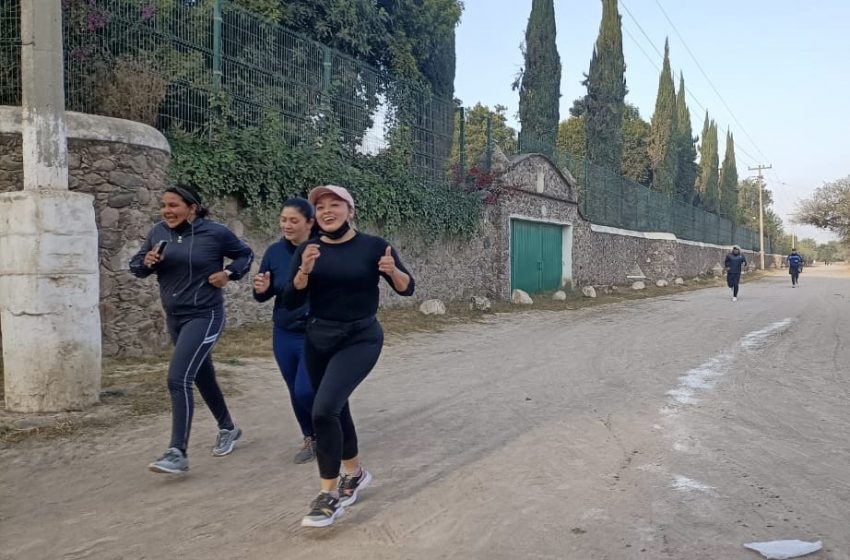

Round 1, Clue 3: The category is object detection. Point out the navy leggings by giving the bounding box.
[727,273,741,297]
[272,326,315,438]
[305,320,383,479]
[165,308,234,453]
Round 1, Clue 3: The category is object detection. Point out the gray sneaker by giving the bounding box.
[294,436,317,464]
[149,447,188,474]
[212,426,242,456]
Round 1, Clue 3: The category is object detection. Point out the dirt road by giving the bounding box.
[2,266,849,559]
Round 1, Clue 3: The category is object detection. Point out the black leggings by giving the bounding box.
[165,308,234,453]
[791,269,800,285]
[305,320,383,479]
[727,273,741,297]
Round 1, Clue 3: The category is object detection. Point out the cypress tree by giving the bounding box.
[648,39,678,195]
[718,129,739,218]
[514,0,561,154]
[699,116,720,212]
[583,0,626,171]
[675,73,698,202]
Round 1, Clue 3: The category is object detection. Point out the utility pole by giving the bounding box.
[748,164,772,269]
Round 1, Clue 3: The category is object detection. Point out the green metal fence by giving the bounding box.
[0,1,767,250]
[518,133,768,252]
[0,0,455,182]
[0,1,20,106]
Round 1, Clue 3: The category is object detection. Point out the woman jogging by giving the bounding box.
[283,185,415,528]
[130,186,253,474]
[253,198,317,464]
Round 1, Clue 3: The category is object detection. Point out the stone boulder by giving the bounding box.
[511,289,534,305]
[674,277,685,286]
[552,290,568,301]
[581,286,597,298]
[632,281,646,291]
[419,299,446,315]
[656,279,669,288]
[469,295,492,311]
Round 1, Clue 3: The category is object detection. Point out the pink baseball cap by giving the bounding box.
[308,185,355,212]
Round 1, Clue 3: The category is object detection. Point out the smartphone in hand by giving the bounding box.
[155,240,168,256]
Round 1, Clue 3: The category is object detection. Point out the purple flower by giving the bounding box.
[85,9,108,31]
[141,4,156,21]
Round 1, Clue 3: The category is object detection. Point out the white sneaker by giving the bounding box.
[732,296,737,302]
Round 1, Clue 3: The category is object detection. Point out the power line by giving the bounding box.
[620,0,764,170]
[652,0,773,164]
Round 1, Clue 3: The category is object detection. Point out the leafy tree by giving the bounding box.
[514,0,561,154]
[718,129,739,218]
[674,73,698,202]
[557,116,587,160]
[796,176,850,242]
[583,0,626,171]
[737,178,786,250]
[698,114,720,211]
[453,103,518,169]
[648,39,677,195]
[816,240,847,263]
[621,104,652,186]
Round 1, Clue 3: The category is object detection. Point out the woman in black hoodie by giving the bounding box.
[130,186,253,474]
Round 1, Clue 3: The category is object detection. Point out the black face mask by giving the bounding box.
[320,220,351,240]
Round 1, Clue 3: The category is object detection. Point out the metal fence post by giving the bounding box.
[484,113,492,173]
[322,45,332,100]
[213,0,222,90]
[458,106,466,178]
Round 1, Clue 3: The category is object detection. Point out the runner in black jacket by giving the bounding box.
[130,186,253,474]
[724,246,748,301]
[283,185,415,528]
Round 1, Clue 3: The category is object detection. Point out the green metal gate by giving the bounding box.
[510,220,564,294]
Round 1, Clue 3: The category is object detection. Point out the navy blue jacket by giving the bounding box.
[787,254,804,271]
[253,239,309,332]
[129,218,254,317]
[724,253,748,274]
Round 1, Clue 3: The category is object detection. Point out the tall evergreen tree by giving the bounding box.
[583,0,626,171]
[648,39,678,195]
[719,129,739,218]
[674,73,698,202]
[514,0,561,154]
[622,104,652,186]
[699,115,720,212]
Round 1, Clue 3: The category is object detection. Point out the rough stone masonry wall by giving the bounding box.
[588,226,783,286]
[0,133,172,357]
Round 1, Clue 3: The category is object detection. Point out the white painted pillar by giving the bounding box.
[0,0,101,411]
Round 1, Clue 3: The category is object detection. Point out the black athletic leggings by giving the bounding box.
[304,318,383,479]
[791,269,800,285]
[165,307,234,453]
[727,272,741,297]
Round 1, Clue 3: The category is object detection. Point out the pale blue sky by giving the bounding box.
[454,0,850,243]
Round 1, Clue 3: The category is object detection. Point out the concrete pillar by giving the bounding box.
[21,1,68,191]
[0,0,101,411]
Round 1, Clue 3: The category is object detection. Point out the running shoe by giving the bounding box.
[294,436,317,464]
[149,447,188,474]
[301,493,344,528]
[338,467,373,507]
[212,426,242,456]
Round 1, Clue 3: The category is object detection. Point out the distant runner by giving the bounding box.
[787,248,804,288]
[724,246,748,302]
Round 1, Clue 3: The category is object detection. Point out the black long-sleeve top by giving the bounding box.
[282,232,415,321]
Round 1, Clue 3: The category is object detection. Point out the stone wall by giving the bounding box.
[0,108,788,361]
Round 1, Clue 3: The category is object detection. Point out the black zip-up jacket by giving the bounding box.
[253,238,309,332]
[130,218,254,317]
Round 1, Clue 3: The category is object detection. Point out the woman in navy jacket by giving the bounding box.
[252,198,317,464]
[130,186,253,474]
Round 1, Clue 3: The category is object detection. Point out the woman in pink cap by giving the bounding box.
[283,185,415,528]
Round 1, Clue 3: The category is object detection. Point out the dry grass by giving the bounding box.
[0,271,765,445]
